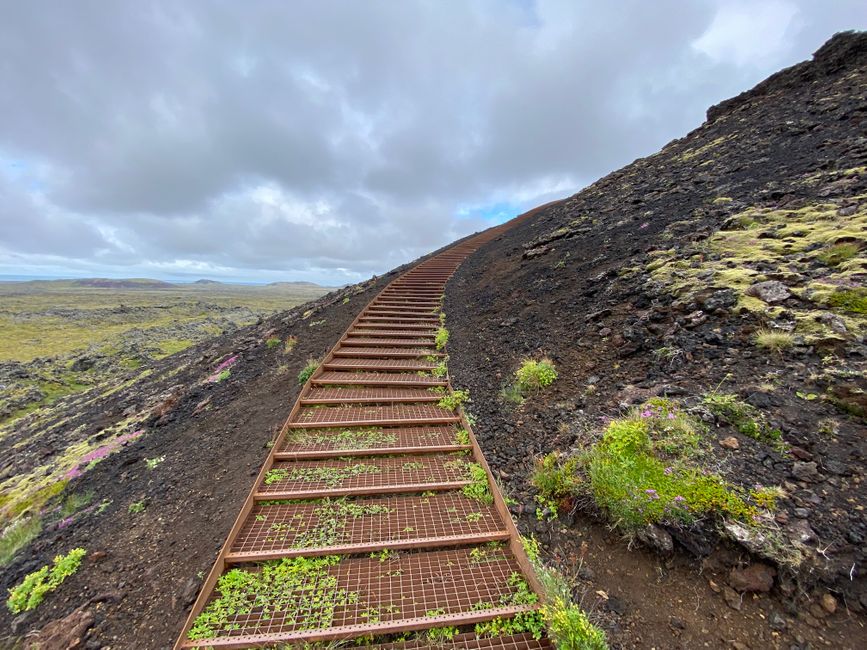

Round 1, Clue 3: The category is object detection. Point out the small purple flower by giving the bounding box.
[639,222,649,229]
[645,489,659,500]
[641,409,653,418]
[663,466,673,475]
[674,495,686,504]
[667,412,676,420]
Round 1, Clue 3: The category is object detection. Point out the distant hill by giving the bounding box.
[192,279,224,285]
[266,281,335,289]
[72,278,177,289]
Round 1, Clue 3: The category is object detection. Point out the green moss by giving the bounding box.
[6,548,86,614]
[287,428,397,449]
[818,242,860,267]
[828,288,867,314]
[155,338,193,358]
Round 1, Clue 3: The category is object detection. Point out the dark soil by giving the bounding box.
[446,31,867,650]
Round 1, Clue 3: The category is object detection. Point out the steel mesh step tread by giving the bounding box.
[302,387,442,404]
[312,372,447,387]
[334,348,440,358]
[255,454,473,499]
[228,492,507,560]
[277,425,465,458]
[342,338,438,347]
[348,329,437,338]
[182,547,535,647]
[324,359,438,371]
[368,633,552,650]
[291,404,459,427]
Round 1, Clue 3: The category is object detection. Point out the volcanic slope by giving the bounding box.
[446,31,867,650]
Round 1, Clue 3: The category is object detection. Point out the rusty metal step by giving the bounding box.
[291,404,459,428]
[181,547,537,648]
[334,347,440,359]
[301,387,441,405]
[255,454,473,499]
[324,358,438,372]
[312,372,447,388]
[353,322,438,331]
[349,329,437,338]
[226,493,507,562]
[276,425,468,459]
[366,308,439,316]
[369,633,553,650]
[342,338,436,347]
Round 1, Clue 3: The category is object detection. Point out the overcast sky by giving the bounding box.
[1,1,864,285]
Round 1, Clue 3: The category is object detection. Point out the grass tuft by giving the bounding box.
[531,453,581,515]
[0,517,42,567]
[298,359,319,385]
[515,358,558,393]
[753,328,794,352]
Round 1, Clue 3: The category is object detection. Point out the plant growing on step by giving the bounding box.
[753,328,794,353]
[437,389,469,411]
[432,357,449,378]
[461,462,493,504]
[454,429,471,446]
[287,427,397,449]
[187,555,360,640]
[298,359,319,385]
[531,452,581,516]
[7,548,86,614]
[435,327,449,350]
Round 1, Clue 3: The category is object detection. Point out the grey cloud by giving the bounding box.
[0,1,865,283]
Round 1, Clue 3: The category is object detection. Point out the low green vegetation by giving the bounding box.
[753,328,794,352]
[432,357,449,378]
[298,359,320,385]
[818,242,860,267]
[188,556,359,640]
[283,335,298,353]
[435,327,449,350]
[586,398,757,530]
[531,452,582,516]
[266,337,282,349]
[454,429,471,446]
[145,455,165,469]
[702,393,784,448]
[6,548,86,614]
[266,463,381,488]
[828,287,867,314]
[459,461,493,504]
[128,500,146,514]
[0,516,42,567]
[437,389,469,411]
[515,358,558,392]
[287,427,397,449]
[649,201,866,342]
[475,573,545,640]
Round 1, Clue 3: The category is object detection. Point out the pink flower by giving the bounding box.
[641,409,653,418]
[639,222,649,229]
[645,489,659,500]
[663,466,673,475]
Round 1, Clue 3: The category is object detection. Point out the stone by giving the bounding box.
[817,311,847,333]
[728,563,776,593]
[723,585,742,610]
[746,280,791,304]
[637,524,674,553]
[23,604,95,650]
[719,436,740,450]
[821,593,838,614]
[702,289,738,311]
[769,612,787,631]
[792,461,820,482]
